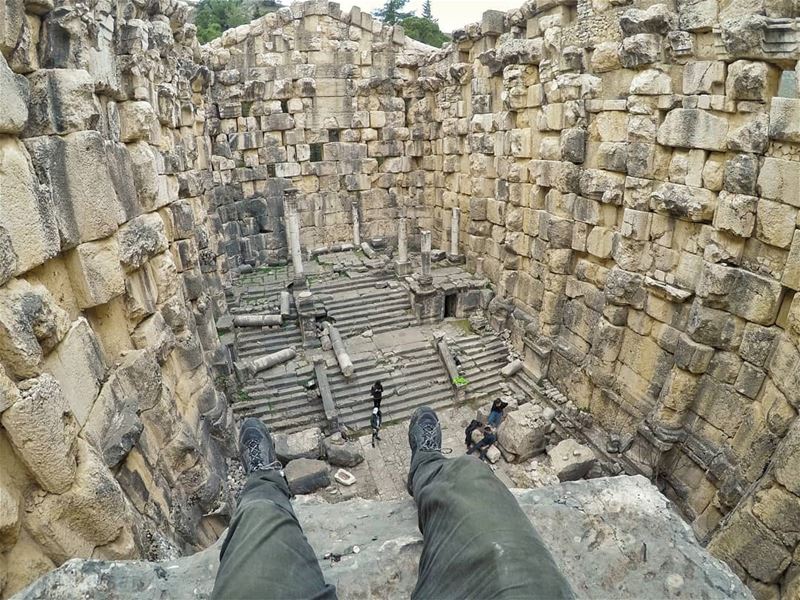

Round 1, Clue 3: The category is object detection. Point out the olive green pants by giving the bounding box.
[212,454,574,600]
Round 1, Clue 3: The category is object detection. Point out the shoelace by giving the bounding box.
[419,422,441,451]
[247,439,282,472]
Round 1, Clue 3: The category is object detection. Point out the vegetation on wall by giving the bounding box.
[194,0,282,43]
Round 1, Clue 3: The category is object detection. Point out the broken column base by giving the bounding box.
[447,253,465,264]
[394,260,411,276]
[410,281,442,322]
[523,336,552,383]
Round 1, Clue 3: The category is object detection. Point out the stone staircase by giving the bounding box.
[329,340,455,432]
[310,273,415,340]
[449,334,512,401]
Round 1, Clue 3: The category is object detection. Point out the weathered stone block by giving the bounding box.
[769,98,800,143]
[83,349,161,467]
[131,311,176,363]
[549,439,597,481]
[0,278,69,378]
[66,237,126,309]
[656,109,728,151]
[117,213,168,272]
[757,157,799,206]
[23,68,98,136]
[25,131,124,246]
[285,458,330,495]
[726,114,769,154]
[0,137,60,275]
[497,402,548,461]
[274,427,323,463]
[1,373,78,494]
[619,34,661,68]
[682,61,725,95]
[723,154,758,195]
[42,318,106,427]
[117,101,155,143]
[650,183,716,222]
[322,434,364,467]
[697,263,783,325]
[756,199,795,249]
[713,191,756,237]
[0,52,28,134]
[127,141,161,212]
[24,439,130,563]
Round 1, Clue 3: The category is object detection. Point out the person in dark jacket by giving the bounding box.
[464,419,483,450]
[370,380,383,409]
[467,426,497,461]
[488,398,509,428]
[370,407,382,447]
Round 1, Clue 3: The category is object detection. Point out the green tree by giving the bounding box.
[401,15,450,48]
[374,0,413,24]
[422,0,433,20]
[194,0,281,43]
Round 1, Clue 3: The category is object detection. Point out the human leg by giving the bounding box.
[407,408,574,600]
[212,419,337,600]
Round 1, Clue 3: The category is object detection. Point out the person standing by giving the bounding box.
[370,380,383,409]
[370,407,382,447]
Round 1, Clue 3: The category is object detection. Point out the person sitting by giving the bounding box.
[467,426,498,462]
[212,411,575,600]
[488,398,509,428]
[464,419,483,450]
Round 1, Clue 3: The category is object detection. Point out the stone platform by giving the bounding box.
[13,476,753,600]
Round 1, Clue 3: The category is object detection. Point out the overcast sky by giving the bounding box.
[336,0,524,34]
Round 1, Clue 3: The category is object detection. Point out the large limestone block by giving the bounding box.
[24,439,130,563]
[650,182,716,222]
[0,278,69,378]
[117,213,168,272]
[726,60,773,101]
[130,311,176,362]
[24,131,124,247]
[0,137,60,275]
[0,53,27,133]
[117,101,155,143]
[682,61,725,94]
[497,402,548,462]
[0,477,20,552]
[697,262,783,325]
[757,157,799,206]
[42,318,106,426]
[82,349,161,467]
[656,109,728,151]
[713,191,757,237]
[23,69,98,136]
[127,141,162,212]
[65,237,125,308]
[322,433,364,467]
[285,458,330,495]
[676,0,718,30]
[0,373,78,494]
[11,477,754,600]
[619,34,661,68]
[275,427,323,463]
[619,4,676,35]
[769,97,800,143]
[756,199,796,248]
[549,439,597,482]
[0,0,24,60]
[0,363,19,412]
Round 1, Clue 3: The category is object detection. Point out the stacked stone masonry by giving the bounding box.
[0,0,235,596]
[1,0,800,597]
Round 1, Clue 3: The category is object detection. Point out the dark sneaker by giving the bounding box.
[239,417,281,475]
[408,407,442,457]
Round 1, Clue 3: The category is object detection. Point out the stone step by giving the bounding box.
[340,389,455,431]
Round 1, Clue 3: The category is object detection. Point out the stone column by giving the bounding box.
[284,187,305,286]
[419,229,433,286]
[449,207,461,259]
[351,201,361,247]
[395,217,410,276]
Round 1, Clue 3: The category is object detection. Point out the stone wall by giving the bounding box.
[201,5,435,265]
[403,3,800,598]
[200,0,800,596]
[0,0,234,596]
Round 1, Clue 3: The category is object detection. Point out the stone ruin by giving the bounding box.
[0,0,799,596]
